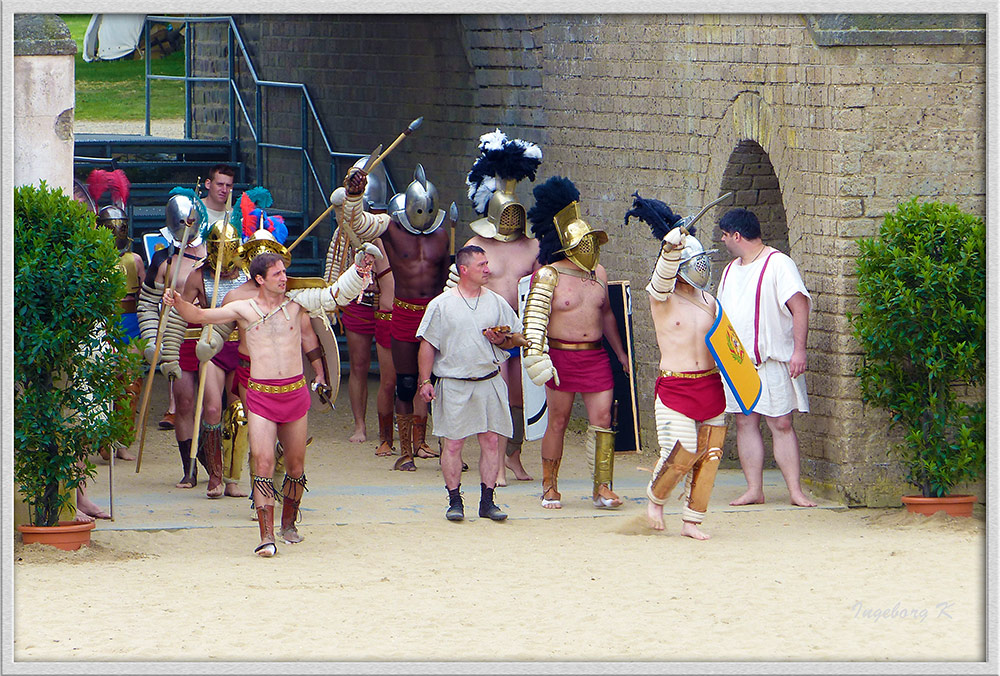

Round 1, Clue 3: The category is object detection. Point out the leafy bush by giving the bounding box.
[15,182,143,526]
[848,198,986,498]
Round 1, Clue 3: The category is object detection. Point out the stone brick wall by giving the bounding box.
[189,13,986,505]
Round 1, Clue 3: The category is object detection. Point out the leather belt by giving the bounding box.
[375,311,392,321]
[248,377,306,394]
[393,299,427,312]
[548,338,603,351]
[448,368,499,382]
[239,357,251,369]
[659,367,720,379]
[119,299,137,314]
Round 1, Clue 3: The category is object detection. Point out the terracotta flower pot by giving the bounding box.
[17,520,95,550]
[901,494,976,518]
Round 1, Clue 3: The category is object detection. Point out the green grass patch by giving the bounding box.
[62,14,186,121]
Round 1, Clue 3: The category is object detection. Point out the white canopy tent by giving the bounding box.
[82,14,145,62]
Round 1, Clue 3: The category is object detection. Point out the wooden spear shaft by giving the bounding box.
[135,223,195,472]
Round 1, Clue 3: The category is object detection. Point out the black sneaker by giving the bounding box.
[479,502,508,521]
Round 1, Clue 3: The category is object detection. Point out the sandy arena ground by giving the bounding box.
[11,373,990,670]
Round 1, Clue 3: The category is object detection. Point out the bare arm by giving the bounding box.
[417,339,437,402]
[300,313,326,386]
[786,291,810,378]
[163,287,244,325]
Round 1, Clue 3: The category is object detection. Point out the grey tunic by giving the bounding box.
[416,287,522,440]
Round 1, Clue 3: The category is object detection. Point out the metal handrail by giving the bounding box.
[141,15,392,232]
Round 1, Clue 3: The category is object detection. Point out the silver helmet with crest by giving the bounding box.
[388,164,446,235]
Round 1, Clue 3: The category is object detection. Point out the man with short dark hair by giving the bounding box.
[416,245,523,522]
[717,207,816,508]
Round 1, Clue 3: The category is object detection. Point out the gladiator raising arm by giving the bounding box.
[647,226,687,301]
[286,244,381,315]
[330,170,391,242]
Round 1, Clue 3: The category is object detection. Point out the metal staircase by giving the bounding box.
[74,14,392,278]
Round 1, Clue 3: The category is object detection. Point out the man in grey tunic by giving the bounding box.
[417,246,525,522]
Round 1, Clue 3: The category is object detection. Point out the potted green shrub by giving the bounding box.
[15,182,143,543]
[848,198,986,516]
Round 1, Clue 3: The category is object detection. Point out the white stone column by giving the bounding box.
[13,15,77,194]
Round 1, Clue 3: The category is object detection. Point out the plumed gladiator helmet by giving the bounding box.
[350,156,389,212]
[97,205,130,253]
[240,228,291,269]
[388,164,446,235]
[162,188,207,248]
[529,176,607,273]
[466,129,542,242]
[204,219,244,275]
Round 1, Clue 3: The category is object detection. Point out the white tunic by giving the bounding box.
[416,288,522,440]
[717,250,811,417]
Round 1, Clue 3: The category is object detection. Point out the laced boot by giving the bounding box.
[202,422,225,498]
[478,483,508,521]
[375,412,396,456]
[446,485,464,521]
[413,415,438,458]
[280,473,308,544]
[393,414,416,471]
[254,505,276,557]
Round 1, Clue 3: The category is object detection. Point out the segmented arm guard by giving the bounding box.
[137,280,164,362]
[334,187,390,241]
[522,266,560,387]
[646,228,685,301]
[444,263,459,290]
[159,306,186,379]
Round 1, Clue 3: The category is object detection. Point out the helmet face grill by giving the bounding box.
[679,253,712,290]
[498,204,525,236]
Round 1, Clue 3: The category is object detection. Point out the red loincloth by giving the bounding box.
[654,371,726,422]
[232,351,250,397]
[375,310,392,350]
[245,374,310,424]
[546,347,614,393]
[341,299,376,336]
[390,297,434,344]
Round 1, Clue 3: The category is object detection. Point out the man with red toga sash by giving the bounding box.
[521,176,630,511]
[624,194,731,540]
[164,246,378,557]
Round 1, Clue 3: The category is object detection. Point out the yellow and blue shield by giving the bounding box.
[705,300,761,414]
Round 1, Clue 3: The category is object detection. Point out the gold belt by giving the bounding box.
[119,299,137,314]
[375,311,392,321]
[659,367,720,379]
[227,329,240,342]
[393,299,427,312]
[548,338,603,351]
[248,377,306,394]
[184,327,202,340]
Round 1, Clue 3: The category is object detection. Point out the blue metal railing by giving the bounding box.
[141,15,394,227]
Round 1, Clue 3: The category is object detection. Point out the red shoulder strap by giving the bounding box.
[752,251,778,364]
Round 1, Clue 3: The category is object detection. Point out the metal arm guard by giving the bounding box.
[335,187,390,242]
[159,306,187,379]
[647,242,682,301]
[522,265,559,387]
[287,262,368,314]
[586,424,616,490]
[137,280,164,360]
[445,262,459,290]
[682,424,727,523]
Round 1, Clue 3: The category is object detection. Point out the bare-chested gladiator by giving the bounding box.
[521,176,630,511]
[164,246,378,557]
[624,194,730,540]
[335,162,455,472]
[450,129,543,485]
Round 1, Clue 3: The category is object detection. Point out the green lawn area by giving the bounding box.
[62,14,186,121]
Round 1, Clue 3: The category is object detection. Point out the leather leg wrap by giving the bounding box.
[587,424,616,492]
[177,438,194,480]
[378,412,395,445]
[542,457,561,501]
[256,504,275,544]
[202,422,224,483]
[412,415,432,455]
[250,474,280,510]
[126,377,143,418]
[506,406,524,457]
[647,440,707,505]
[396,413,414,461]
[222,400,248,484]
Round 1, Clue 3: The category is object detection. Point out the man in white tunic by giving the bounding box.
[417,245,524,522]
[717,207,816,507]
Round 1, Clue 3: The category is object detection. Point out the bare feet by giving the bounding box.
[175,475,196,489]
[99,443,135,462]
[77,494,111,520]
[73,510,95,523]
[206,479,224,499]
[790,492,818,507]
[348,424,367,443]
[496,468,507,488]
[646,501,665,530]
[729,490,765,506]
[224,483,248,498]
[681,520,710,540]
[505,450,533,481]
